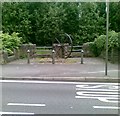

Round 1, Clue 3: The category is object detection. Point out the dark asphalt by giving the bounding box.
[1,80,119,114]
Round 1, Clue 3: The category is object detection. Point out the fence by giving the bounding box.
[35,46,83,58]
[2,45,84,64]
[35,46,52,58]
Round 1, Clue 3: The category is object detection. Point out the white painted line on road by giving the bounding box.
[76,95,119,103]
[75,96,119,100]
[0,80,78,84]
[0,111,34,115]
[7,103,46,107]
[98,98,119,103]
[76,85,110,89]
[76,88,119,91]
[76,84,119,88]
[76,91,118,97]
[76,91,119,95]
[0,80,119,85]
[93,106,120,110]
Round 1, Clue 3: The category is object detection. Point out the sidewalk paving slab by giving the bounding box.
[1,57,119,82]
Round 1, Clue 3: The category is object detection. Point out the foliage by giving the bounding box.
[88,42,100,57]
[40,3,66,45]
[0,32,22,55]
[2,2,120,46]
[94,35,106,50]
[108,31,119,49]
[92,31,119,56]
[2,3,31,43]
[109,2,120,32]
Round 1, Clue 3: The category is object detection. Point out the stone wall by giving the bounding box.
[2,44,36,63]
[2,49,19,63]
[82,42,95,57]
[100,48,119,63]
[19,44,36,58]
[83,42,119,63]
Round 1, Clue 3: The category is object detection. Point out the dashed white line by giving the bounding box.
[0,111,34,115]
[93,106,120,110]
[7,103,46,107]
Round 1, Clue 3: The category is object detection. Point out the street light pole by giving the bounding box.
[105,0,109,76]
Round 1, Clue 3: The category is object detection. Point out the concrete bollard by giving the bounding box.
[52,49,55,64]
[27,49,30,64]
[81,49,84,64]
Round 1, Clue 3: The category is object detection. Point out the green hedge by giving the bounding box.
[92,31,119,57]
[0,32,22,55]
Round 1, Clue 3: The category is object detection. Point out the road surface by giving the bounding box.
[0,80,119,115]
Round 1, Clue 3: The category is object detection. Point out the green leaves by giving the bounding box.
[2,2,119,46]
[94,35,106,49]
[2,2,31,43]
[0,32,22,55]
[108,31,119,49]
[92,31,119,56]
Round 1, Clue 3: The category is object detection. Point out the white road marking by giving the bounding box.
[76,91,118,97]
[76,91,119,95]
[76,85,110,89]
[93,106,120,109]
[76,83,119,104]
[0,111,34,115]
[98,98,119,103]
[76,88,119,91]
[75,83,119,110]
[0,80,119,85]
[75,96,119,100]
[76,84,119,88]
[7,103,46,107]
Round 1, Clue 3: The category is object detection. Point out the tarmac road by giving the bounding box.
[1,80,119,115]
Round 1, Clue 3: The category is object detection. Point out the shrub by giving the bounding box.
[93,31,119,56]
[94,35,106,49]
[93,35,106,56]
[108,31,119,50]
[89,42,99,57]
[0,32,22,55]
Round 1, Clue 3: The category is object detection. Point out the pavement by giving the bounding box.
[1,57,119,82]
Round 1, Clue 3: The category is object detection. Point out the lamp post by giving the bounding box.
[105,0,109,76]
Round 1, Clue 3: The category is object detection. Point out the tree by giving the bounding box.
[109,2,120,32]
[2,2,119,46]
[2,2,31,43]
[77,3,106,45]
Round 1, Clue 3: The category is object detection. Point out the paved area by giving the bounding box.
[1,57,119,82]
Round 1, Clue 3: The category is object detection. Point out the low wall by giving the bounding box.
[100,48,119,63]
[82,42,95,57]
[2,44,36,63]
[83,42,119,63]
[19,44,36,58]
